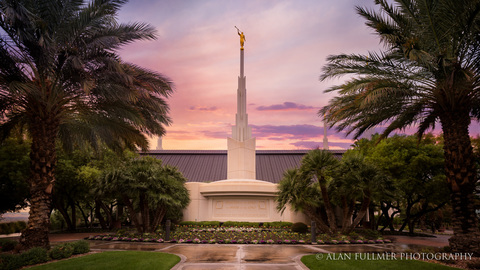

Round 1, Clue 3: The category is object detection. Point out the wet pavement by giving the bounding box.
[44,233,452,269]
[85,239,449,270]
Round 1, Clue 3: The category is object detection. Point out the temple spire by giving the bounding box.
[227,27,256,179]
[232,27,251,142]
[323,120,329,150]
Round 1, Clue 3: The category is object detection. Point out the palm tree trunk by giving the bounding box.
[347,193,371,234]
[20,116,59,249]
[122,195,142,233]
[319,180,337,233]
[304,206,332,234]
[340,197,354,234]
[440,110,480,255]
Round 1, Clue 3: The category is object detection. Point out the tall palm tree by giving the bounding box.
[0,0,172,249]
[319,0,480,253]
[301,149,339,233]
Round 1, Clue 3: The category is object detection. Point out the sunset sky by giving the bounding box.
[117,0,480,150]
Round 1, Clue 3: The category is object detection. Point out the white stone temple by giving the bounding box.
[144,31,345,222]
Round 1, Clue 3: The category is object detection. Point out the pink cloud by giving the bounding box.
[189,106,219,111]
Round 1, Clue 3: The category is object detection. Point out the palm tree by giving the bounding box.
[0,0,172,249]
[276,168,332,233]
[331,151,387,234]
[300,149,339,233]
[319,0,480,253]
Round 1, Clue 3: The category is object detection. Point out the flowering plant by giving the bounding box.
[156,239,164,243]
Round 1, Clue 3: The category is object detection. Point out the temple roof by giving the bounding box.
[141,150,346,184]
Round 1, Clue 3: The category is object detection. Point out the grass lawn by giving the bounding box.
[301,254,461,270]
[28,251,180,270]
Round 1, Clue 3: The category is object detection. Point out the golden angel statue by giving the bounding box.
[235,26,245,50]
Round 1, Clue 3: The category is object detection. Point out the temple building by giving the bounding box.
[142,30,345,222]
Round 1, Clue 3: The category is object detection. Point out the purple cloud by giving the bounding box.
[256,102,317,111]
[251,124,323,139]
[201,130,229,139]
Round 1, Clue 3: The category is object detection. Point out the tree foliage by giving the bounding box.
[0,0,173,248]
[319,0,480,253]
[98,156,190,233]
[331,150,388,234]
[0,137,30,213]
[360,134,448,233]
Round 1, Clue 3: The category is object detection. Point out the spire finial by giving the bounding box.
[235,26,245,50]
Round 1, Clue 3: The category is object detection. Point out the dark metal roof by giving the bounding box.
[140,149,346,184]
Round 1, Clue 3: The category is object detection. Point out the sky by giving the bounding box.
[116,0,480,150]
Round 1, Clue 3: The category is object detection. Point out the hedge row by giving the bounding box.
[177,221,293,228]
[0,240,90,270]
[0,222,26,235]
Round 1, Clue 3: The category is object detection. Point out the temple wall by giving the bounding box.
[183,180,309,223]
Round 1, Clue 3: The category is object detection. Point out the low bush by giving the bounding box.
[12,222,26,233]
[263,222,293,228]
[178,221,221,227]
[0,253,23,270]
[70,240,90,255]
[0,224,13,235]
[0,222,26,235]
[0,247,49,270]
[291,222,308,233]
[222,221,259,227]
[49,243,74,260]
[20,247,48,266]
[0,239,18,252]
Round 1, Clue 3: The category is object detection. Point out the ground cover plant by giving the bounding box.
[28,251,180,270]
[301,254,462,270]
[86,223,391,245]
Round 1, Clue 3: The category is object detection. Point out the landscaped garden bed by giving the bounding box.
[85,222,392,245]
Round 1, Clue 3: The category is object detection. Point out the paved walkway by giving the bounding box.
[46,233,449,270]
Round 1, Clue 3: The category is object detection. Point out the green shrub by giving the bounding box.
[291,222,308,233]
[199,221,220,226]
[0,253,23,270]
[0,223,13,235]
[0,239,18,252]
[71,240,90,254]
[49,243,74,260]
[263,221,293,228]
[12,222,26,233]
[20,247,48,266]
[178,221,197,226]
[0,222,27,235]
[222,221,259,227]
